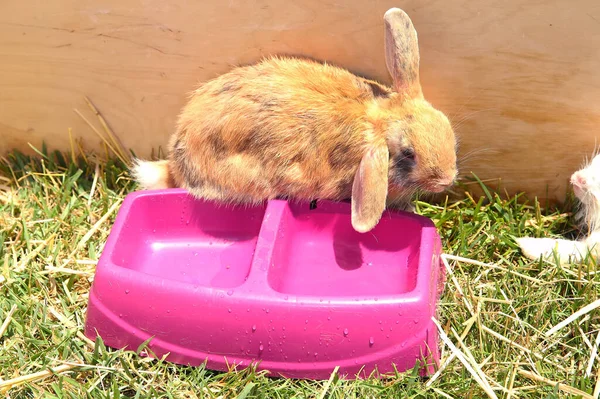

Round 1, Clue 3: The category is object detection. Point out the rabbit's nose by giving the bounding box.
[427,178,455,193]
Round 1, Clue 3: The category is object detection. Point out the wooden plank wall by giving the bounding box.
[1,0,600,202]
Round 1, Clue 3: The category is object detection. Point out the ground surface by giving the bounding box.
[1,147,599,398]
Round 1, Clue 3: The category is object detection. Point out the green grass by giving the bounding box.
[0,147,599,399]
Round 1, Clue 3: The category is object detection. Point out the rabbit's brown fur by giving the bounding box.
[134,8,458,232]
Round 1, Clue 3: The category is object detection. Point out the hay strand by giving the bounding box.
[546,299,600,337]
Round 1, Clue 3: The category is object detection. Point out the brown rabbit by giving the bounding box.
[133,8,458,233]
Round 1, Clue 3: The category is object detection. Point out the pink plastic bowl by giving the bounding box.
[84,188,445,380]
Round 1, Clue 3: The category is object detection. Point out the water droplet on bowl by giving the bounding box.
[343,328,349,336]
[228,308,232,313]
[369,337,375,346]
[125,290,130,294]
[227,289,234,296]
[252,325,257,332]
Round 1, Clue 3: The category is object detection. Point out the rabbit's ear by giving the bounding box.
[351,144,389,233]
[384,8,423,99]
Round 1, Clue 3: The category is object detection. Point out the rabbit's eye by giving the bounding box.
[401,148,415,161]
[393,148,416,174]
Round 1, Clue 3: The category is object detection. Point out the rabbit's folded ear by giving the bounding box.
[384,8,423,99]
[351,144,389,233]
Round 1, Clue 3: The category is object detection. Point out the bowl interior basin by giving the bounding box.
[110,193,266,289]
[267,201,423,297]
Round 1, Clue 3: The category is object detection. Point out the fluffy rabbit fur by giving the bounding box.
[517,153,600,264]
[133,8,458,233]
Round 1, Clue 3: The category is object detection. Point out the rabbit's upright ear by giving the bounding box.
[351,144,389,233]
[384,8,423,99]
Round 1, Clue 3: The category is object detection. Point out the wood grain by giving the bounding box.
[1,0,600,202]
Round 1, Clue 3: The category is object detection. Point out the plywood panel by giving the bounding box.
[1,0,600,202]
